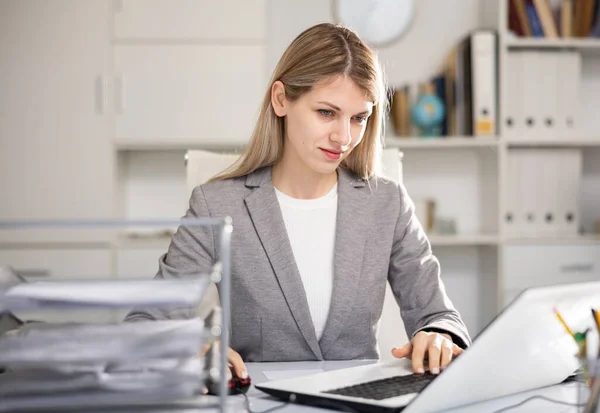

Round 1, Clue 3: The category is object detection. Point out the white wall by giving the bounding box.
[266,0,481,86]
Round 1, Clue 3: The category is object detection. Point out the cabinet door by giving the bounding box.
[114,0,266,41]
[501,243,600,307]
[114,44,265,147]
[0,1,114,242]
[0,248,115,324]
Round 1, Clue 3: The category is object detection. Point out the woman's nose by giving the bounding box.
[331,120,352,147]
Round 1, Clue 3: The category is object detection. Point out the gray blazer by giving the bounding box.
[126,166,471,361]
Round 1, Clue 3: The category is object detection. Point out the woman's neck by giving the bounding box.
[272,161,338,200]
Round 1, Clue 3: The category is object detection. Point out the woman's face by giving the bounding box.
[272,75,374,176]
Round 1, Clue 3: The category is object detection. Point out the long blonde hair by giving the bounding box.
[210,23,387,182]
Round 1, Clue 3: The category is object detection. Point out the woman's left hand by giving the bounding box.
[391,331,463,375]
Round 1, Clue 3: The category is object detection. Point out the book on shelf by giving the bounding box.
[388,31,498,139]
[509,0,600,38]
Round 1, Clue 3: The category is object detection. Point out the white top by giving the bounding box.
[274,183,338,340]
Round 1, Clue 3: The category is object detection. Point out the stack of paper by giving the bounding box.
[0,277,210,312]
[0,276,212,410]
[0,319,206,411]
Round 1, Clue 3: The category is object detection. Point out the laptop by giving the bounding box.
[256,281,598,413]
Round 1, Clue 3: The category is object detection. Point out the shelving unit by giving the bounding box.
[380,1,600,329]
[505,37,600,55]
[476,0,600,325]
[505,137,600,147]
[428,234,499,247]
[385,136,499,149]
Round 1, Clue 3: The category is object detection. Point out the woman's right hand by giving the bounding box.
[200,344,248,379]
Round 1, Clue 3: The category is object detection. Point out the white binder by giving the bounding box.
[505,151,521,237]
[555,149,582,235]
[537,150,559,237]
[503,52,523,139]
[537,52,560,140]
[470,31,497,137]
[520,52,543,139]
[556,51,582,137]
[518,150,542,236]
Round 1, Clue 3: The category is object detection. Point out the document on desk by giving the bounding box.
[0,357,204,397]
[0,277,210,310]
[263,369,324,381]
[0,318,205,364]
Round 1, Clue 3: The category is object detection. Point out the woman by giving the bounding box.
[126,23,471,381]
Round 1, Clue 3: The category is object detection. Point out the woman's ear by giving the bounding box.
[271,80,287,117]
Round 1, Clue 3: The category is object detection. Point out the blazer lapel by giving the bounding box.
[243,167,323,360]
[318,167,371,355]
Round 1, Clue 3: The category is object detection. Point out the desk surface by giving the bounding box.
[214,360,583,413]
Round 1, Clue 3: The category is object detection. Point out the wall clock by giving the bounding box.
[334,0,416,47]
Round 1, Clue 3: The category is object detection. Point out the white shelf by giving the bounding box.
[505,138,600,147]
[428,234,499,247]
[115,138,246,151]
[385,136,499,149]
[505,38,600,55]
[504,234,600,245]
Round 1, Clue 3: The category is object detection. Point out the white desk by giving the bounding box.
[211,360,584,413]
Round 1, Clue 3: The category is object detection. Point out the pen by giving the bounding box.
[593,308,600,332]
[553,307,575,339]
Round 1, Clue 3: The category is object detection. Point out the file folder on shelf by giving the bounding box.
[556,51,582,137]
[503,51,524,139]
[505,149,582,238]
[470,31,498,137]
[505,151,522,237]
[511,50,582,141]
[555,149,582,235]
[520,51,544,139]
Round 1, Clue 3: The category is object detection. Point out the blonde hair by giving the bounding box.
[210,23,387,182]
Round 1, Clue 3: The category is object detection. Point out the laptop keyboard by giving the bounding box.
[323,372,436,400]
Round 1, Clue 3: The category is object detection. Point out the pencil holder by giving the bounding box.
[578,357,600,413]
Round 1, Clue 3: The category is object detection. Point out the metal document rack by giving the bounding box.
[0,218,233,413]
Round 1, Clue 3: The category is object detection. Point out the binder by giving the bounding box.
[520,51,543,139]
[517,150,541,236]
[555,149,582,235]
[455,39,467,135]
[537,150,559,236]
[504,52,524,139]
[505,152,522,237]
[470,31,497,137]
[537,51,560,139]
[556,51,581,136]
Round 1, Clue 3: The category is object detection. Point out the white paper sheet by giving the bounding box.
[2,278,209,308]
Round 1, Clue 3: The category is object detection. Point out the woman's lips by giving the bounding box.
[320,148,343,160]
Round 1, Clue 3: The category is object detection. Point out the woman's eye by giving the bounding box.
[318,109,333,117]
[354,116,367,123]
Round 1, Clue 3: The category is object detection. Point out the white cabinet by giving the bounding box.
[0,248,114,324]
[0,1,115,242]
[113,44,266,147]
[501,243,600,306]
[114,0,266,41]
